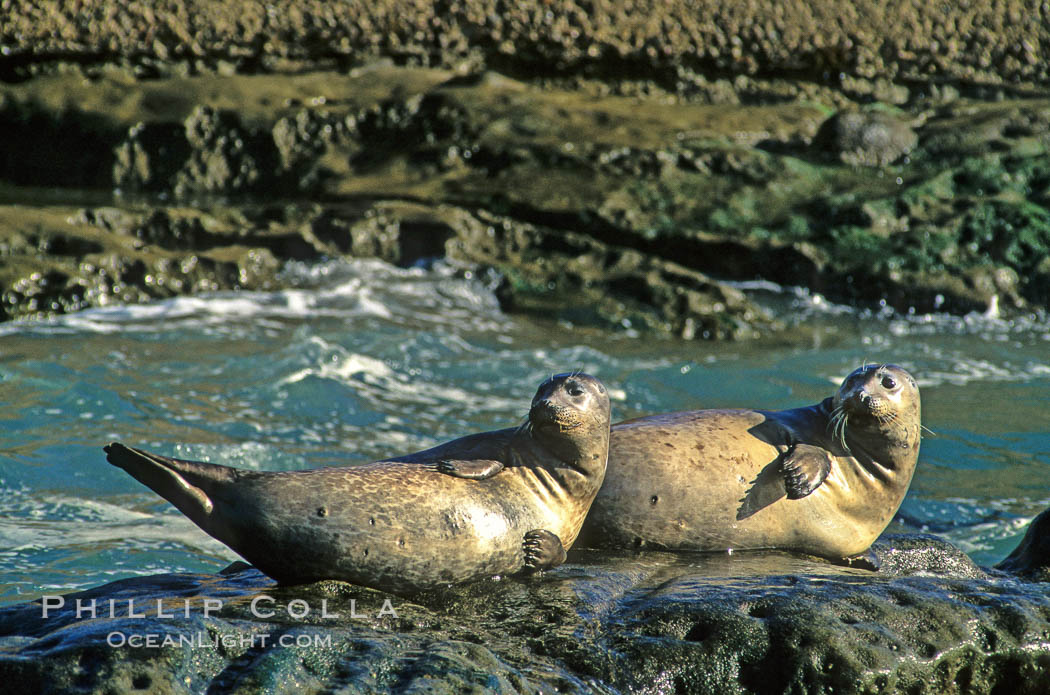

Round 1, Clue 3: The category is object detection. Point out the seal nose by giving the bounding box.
[842,387,871,414]
[530,398,556,424]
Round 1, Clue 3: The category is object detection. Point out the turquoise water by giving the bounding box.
[1,258,1048,604]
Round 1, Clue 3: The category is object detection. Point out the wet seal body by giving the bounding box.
[105,373,611,594]
[580,364,921,563]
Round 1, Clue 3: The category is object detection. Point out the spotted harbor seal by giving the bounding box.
[105,373,610,594]
[579,364,921,564]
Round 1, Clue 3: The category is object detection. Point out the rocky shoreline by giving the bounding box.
[2,530,1050,694]
[3,2,1050,337]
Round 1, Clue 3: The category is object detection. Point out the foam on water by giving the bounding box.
[0,259,508,337]
[281,339,396,386]
[896,493,1050,565]
[0,492,238,601]
[0,513,235,559]
[745,279,1050,341]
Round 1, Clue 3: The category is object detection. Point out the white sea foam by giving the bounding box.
[0,258,507,337]
[280,338,395,385]
[823,357,1050,388]
[0,493,237,560]
[737,280,1050,339]
[916,359,1050,387]
[0,494,150,523]
[0,515,236,559]
[167,440,286,471]
[278,335,523,414]
[939,515,1034,558]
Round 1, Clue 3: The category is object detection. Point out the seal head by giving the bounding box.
[827,363,921,475]
[527,373,610,472]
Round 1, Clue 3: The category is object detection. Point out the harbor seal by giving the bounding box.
[104,372,611,594]
[579,364,921,564]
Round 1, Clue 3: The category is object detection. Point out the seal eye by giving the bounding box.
[565,381,585,397]
[880,375,897,390]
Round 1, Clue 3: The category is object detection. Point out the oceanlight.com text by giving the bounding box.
[106,631,334,649]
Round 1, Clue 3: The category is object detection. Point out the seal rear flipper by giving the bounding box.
[521,529,567,572]
[435,459,505,480]
[782,444,832,500]
[103,442,236,531]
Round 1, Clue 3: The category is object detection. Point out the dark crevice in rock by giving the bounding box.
[0,99,122,188]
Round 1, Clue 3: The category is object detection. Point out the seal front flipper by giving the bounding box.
[521,529,567,572]
[737,443,831,520]
[781,443,832,500]
[435,459,505,480]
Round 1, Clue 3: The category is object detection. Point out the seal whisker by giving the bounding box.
[879,411,906,429]
[825,409,838,437]
[830,407,851,454]
[826,408,841,442]
[516,415,533,438]
[871,410,892,425]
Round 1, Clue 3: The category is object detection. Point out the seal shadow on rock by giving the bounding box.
[579,364,921,566]
[105,373,611,595]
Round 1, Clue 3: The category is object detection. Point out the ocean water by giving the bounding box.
[1,258,1048,605]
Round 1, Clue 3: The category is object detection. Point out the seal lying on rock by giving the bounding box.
[105,373,611,594]
[580,364,921,564]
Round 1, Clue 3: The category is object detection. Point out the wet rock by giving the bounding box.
[174,106,281,195]
[0,96,122,189]
[872,533,986,579]
[342,201,464,267]
[132,209,218,251]
[815,110,918,167]
[997,509,1050,581]
[272,109,357,190]
[3,533,1050,694]
[112,105,295,195]
[448,210,773,339]
[4,54,1050,334]
[112,122,192,192]
[0,205,293,320]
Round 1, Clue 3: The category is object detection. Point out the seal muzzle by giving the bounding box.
[530,399,583,432]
